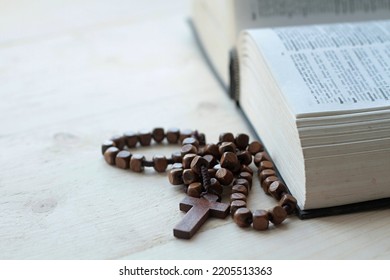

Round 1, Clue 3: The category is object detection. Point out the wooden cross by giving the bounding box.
[173,193,230,239]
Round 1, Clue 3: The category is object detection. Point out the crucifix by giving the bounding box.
[173,193,230,239]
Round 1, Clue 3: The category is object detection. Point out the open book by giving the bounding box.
[192,0,390,217]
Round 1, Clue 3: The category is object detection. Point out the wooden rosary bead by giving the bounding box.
[153,155,168,172]
[179,129,193,143]
[115,150,132,169]
[230,192,247,202]
[166,127,180,144]
[187,182,203,198]
[190,156,209,174]
[171,162,183,169]
[101,140,115,155]
[259,161,274,173]
[168,168,184,185]
[219,132,235,142]
[181,144,198,156]
[240,165,253,175]
[171,151,182,163]
[204,143,220,158]
[215,168,234,185]
[238,172,252,187]
[218,142,236,155]
[182,137,199,148]
[233,178,250,190]
[182,153,197,169]
[124,131,138,148]
[138,130,152,146]
[268,206,287,225]
[232,184,248,196]
[208,178,223,197]
[110,135,126,150]
[254,151,271,167]
[237,150,252,166]
[279,194,297,214]
[203,154,217,167]
[247,141,264,155]
[182,169,199,185]
[252,210,269,231]
[230,200,246,215]
[268,181,287,200]
[208,168,217,178]
[104,146,120,165]
[220,152,240,172]
[195,131,206,146]
[233,207,253,227]
[262,175,279,194]
[129,154,145,172]
[235,133,249,150]
[152,127,165,143]
[258,169,276,184]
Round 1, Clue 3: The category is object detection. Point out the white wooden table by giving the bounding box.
[1,0,389,260]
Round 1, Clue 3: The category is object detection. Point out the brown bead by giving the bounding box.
[196,131,206,146]
[240,165,253,175]
[235,133,249,150]
[138,130,152,146]
[268,206,287,225]
[181,144,198,156]
[208,168,217,178]
[101,140,115,155]
[152,127,165,143]
[166,127,180,144]
[233,207,253,227]
[190,156,209,174]
[171,151,182,163]
[187,182,203,198]
[153,155,168,172]
[236,150,252,165]
[182,153,197,169]
[104,146,119,165]
[268,181,287,200]
[204,144,220,158]
[203,154,217,168]
[262,175,279,194]
[232,184,248,196]
[233,178,250,190]
[218,142,236,155]
[247,141,264,155]
[110,135,126,150]
[239,172,252,187]
[171,162,183,170]
[115,150,131,169]
[230,200,246,215]
[129,154,145,172]
[124,131,138,148]
[182,169,199,185]
[182,137,199,148]
[215,168,234,185]
[168,168,183,185]
[258,169,276,183]
[219,132,234,142]
[220,152,240,172]
[179,129,193,143]
[259,161,274,173]
[208,178,223,196]
[230,192,247,202]
[252,210,269,231]
[279,194,297,214]
[254,151,271,167]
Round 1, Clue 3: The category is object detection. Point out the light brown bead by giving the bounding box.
[220,152,240,172]
[279,194,297,214]
[208,178,223,197]
[247,141,264,155]
[168,168,183,185]
[235,133,249,150]
[182,137,199,148]
[115,150,132,169]
[181,144,198,156]
[153,155,168,172]
[230,200,246,215]
[218,142,236,155]
[129,154,145,172]
[239,172,252,187]
[104,146,119,165]
[204,144,220,158]
[254,151,271,167]
[187,182,203,198]
[101,140,115,155]
[252,210,269,231]
[215,168,234,185]
[182,153,197,169]
[230,192,247,202]
[236,150,252,166]
[190,156,209,174]
[171,151,182,163]
[179,129,193,143]
[259,161,274,173]
[268,206,287,225]
[152,127,165,143]
[182,169,199,185]
[262,176,279,194]
[110,135,126,150]
[166,128,180,144]
[219,132,234,142]
[138,130,152,146]
[232,184,248,196]
[203,154,217,168]
[268,181,287,200]
[233,178,250,190]
[233,207,253,227]
[258,169,276,183]
[124,131,138,148]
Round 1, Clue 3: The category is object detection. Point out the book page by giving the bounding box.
[249,20,390,116]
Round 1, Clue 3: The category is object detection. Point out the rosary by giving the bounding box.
[102,128,297,239]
